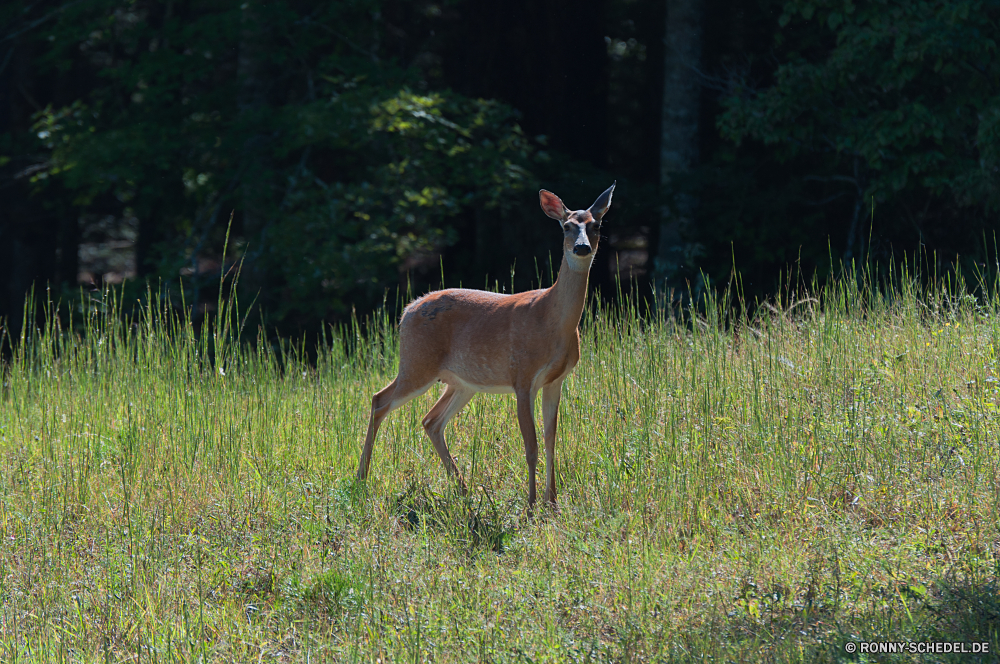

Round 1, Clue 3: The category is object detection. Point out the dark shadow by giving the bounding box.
[393,481,517,555]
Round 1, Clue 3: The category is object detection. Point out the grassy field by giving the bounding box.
[1,269,999,662]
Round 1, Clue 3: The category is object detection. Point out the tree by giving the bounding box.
[719,0,1000,262]
[0,2,82,327]
[28,0,540,328]
[655,0,704,287]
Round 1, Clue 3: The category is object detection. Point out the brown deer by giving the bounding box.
[356,183,615,507]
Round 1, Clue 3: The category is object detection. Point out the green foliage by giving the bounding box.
[28,0,540,326]
[720,0,1000,210]
[267,90,536,323]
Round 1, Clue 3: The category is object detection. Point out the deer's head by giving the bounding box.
[539,183,615,272]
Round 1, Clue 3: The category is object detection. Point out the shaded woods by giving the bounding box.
[1,0,998,334]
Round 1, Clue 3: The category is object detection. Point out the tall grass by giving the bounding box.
[1,263,999,662]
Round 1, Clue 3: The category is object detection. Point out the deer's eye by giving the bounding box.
[563,223,573,231]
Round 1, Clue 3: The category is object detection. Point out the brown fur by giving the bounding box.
[356,184,614,507]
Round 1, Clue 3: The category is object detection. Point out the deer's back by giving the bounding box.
[398,288,570,391]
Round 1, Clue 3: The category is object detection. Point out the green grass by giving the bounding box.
[2,267,1000,662]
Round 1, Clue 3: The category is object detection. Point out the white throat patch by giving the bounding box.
[565,251,595,273]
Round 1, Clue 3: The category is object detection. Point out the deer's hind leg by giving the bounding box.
[422,384,476,494]
[357,375,436,481]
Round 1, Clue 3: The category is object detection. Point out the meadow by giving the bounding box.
[1,266,999,662]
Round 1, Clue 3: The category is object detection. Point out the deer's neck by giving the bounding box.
[546,253,592,334]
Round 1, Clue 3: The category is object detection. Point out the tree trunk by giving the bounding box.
[55,206,78,288]
[0,36,62,328]
[135,207,160,279]
[654,0,702,288]
[237,0,273,312]
[843,156,865,264]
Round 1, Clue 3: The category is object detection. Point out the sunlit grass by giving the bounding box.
[2,265,999,662]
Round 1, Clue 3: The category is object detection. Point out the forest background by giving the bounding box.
[0,0,997,335]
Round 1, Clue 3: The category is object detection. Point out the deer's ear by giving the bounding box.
[588,182,616,221]
[539,189,569,221]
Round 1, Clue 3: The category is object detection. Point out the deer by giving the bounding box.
[356,183,615,507]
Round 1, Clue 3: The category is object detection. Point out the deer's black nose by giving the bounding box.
[573,244,592,256]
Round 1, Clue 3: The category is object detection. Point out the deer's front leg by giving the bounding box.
[541,378,563,506]
[515,389,539,507]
